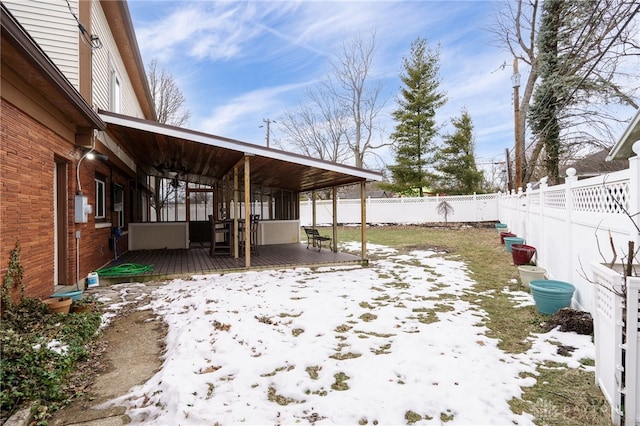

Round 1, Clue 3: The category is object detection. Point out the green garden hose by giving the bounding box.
[96,263,154,277]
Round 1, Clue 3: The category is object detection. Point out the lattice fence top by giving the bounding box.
[544,190,566,209]
[573,181,630,214]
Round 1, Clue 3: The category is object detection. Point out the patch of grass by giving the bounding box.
[404,411,422,424]
[509,362,611,425]
[331,372,350,391]
[359,312,377,322]
[440,410,454,422]
[335,324,352,333]
[329,352,361,360]
[278,312,302,318]
[353,330,395,338]
[260,364,295,377]
[371,343,392,355]
[305,365,321,380]
[267,386,305,406]
[292,328,304,337]
[408,311,438,324]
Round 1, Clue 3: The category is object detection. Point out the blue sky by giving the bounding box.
[127,0,520,170]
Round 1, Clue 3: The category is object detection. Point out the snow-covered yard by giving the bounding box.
[100,244,594,425]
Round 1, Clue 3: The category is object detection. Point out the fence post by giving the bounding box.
[538,177,548,268]
[565,168,578,282]
[628,142,640,255]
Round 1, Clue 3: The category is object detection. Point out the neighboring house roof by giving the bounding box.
[562,149,628,178]
[1,3,105,131]
[99,111,383,193]
[607,108,640,160]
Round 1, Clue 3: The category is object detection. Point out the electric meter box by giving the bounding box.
[74,195,92,223]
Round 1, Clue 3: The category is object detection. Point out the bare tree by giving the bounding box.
[329,30,388,168]
[278,30,388,169]
[490,0,640,184]
[147,59,191,220]
[279,86,351,163]
[147,59,191,127]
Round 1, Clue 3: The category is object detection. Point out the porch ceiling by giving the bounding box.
[99,111,382,192]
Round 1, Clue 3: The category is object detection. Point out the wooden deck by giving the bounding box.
[97,243,366,283]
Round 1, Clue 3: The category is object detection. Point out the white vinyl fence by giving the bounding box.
[498,144,639,426]
[497,167,633,313]
[299,193,499,226]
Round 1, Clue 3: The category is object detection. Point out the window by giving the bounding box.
[95,178,106,220]
[109,65,121,113]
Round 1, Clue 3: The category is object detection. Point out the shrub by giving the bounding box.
[0,297,102,420]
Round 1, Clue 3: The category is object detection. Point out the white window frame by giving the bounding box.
[109,62,122,113]
[95,178,106,220]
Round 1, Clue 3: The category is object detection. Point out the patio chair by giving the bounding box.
[238,214,259,256]
[209,215,230,256]
[303,226,332,251]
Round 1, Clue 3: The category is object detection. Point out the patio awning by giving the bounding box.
[99,111,382,192]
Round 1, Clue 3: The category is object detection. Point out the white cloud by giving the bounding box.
[130,0,519,160]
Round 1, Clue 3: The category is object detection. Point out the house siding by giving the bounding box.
[2,0,80,90]
[91,0,146,117]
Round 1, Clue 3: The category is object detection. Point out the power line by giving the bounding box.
[65,0,102,50]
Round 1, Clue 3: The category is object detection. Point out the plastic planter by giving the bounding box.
[504,237,525,253]
[495,223,508,233]
[500,232,516,244]
[518,265,546,289]
[529,279,575,315]
[511,244,536,265]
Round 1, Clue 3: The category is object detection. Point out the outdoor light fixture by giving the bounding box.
[79,148,108,162]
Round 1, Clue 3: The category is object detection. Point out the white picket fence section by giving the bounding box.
[299,193,499,225]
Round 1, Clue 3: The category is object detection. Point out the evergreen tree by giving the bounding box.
[385,37,446,196]
[433,109,484,194]
[528,0,564,185]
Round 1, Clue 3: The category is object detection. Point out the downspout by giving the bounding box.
[74,134,96,290]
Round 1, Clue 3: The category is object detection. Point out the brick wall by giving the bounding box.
[1,100,71,300]
[1,100,132,303]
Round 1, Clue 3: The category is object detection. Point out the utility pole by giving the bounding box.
[505,148,513,192]
[511,58,523,191]
[260,118,276,148]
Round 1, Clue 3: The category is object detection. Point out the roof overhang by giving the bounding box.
[1,4,105,131]
[607,108,640,161]
[99,111,383,192]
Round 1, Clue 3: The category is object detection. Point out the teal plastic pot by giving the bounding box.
[500,232,516,244]
[504,237,525,253]
[529,280,575,315]
[51,290,83,301]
